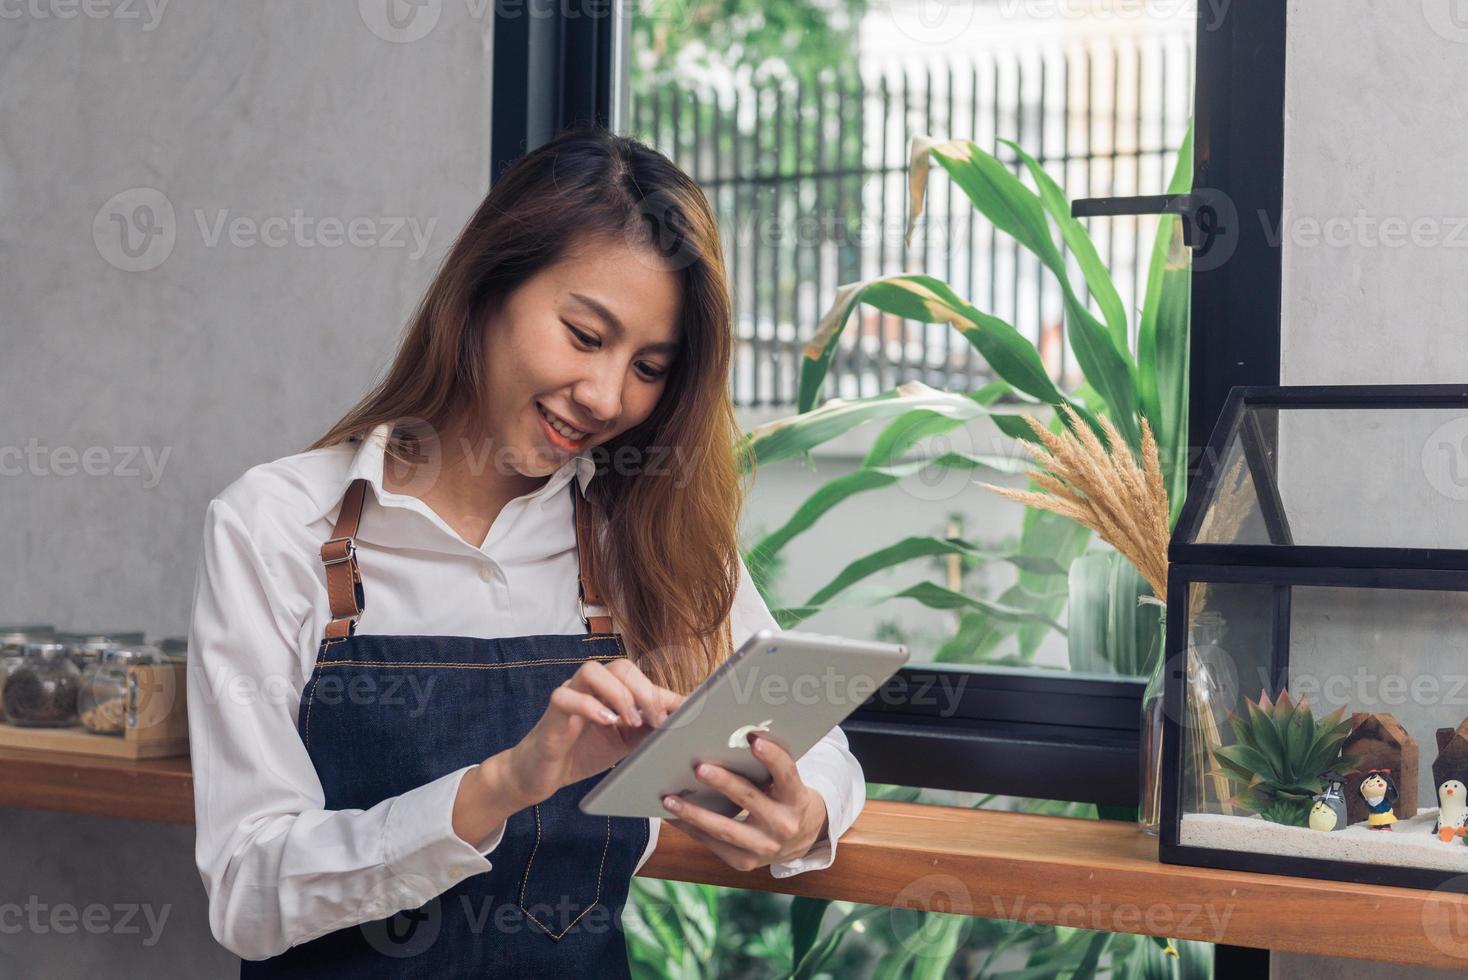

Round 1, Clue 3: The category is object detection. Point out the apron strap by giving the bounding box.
[570,480,617,636]
[318,475,617,643]
[320,477,369,644]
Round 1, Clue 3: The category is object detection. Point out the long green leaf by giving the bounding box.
[1066,551,1162,676]
[1003,138,1128,352]
[749,453,1024,563]
[910,914,966,980]
[747,380,999,467]
[806,535,1067,607]
[863,380,1017,466]
[775,580,1065,631]
[789,897,829,973]
[907,137,1141,449]
[790,903,885,979]
[798,274,1065,413]
[1138,122,1195,521]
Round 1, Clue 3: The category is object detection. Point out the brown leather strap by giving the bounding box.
[571,480,617,636]
[318,475,615,644]
[320,478,368,644]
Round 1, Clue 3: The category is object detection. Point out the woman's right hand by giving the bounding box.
[498,658,686,807]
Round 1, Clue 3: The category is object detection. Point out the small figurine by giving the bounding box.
[1360,769,1399,830]
[1308,771,1349,832]
[1436,779,1468,841]
[1343,714,1419,824]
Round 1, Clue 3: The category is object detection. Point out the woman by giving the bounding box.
[188,126,866,976]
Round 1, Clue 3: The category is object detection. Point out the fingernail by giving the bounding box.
[632,708,644,725]
[663,795,682,812]
[695,764,711,778]
[601,708,618,723]
[751,736,766,754]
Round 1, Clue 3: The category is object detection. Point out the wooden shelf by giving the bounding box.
[2,748,1460,969]
[0,745,193,823]
[647,801,1463,970]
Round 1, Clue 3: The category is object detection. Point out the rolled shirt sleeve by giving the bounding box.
[188,497,508,961]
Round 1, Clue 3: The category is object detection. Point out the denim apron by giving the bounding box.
[240,476,648,978]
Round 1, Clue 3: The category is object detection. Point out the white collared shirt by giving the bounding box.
[187,422,866,960]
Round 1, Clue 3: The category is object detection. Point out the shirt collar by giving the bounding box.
[315,421,597,526]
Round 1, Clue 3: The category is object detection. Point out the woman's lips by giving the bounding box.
[536,402,589,450]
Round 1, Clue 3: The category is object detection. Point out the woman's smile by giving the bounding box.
[536,400,592,451]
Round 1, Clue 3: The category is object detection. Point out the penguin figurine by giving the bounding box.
[1435,779,1468,841]
[1360,769,1399,831]
[1308,771,1348,832]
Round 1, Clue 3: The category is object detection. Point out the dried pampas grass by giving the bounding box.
[982,404,1170,598]
[982,405,1237,816]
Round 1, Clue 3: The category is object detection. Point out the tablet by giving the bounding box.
[578,628,909,820]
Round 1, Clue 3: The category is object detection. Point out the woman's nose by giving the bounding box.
[573,368,623,428]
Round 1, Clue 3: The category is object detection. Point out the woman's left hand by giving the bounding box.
[661,732,829,872]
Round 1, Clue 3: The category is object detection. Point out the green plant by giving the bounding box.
[1211,689,1362,827]
[740,124,1193,670]
[729,124,1196,978]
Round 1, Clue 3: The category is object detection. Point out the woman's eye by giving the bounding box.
[565,323,599,348]
[637,363,667,381]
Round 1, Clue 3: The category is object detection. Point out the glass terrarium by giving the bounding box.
[1160,384,1468,891]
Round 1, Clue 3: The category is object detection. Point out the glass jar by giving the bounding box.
[1138,608,1167,836]
[0,627,55,724]
[3,642,82,727]
[57,632,145,672]
[1139,609,1228,836]
[159,636,188,665]
[79,645,162,736]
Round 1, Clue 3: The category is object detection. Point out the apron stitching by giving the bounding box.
[518,803,613,941]
[311,655,624,669]
[302,669,326,750]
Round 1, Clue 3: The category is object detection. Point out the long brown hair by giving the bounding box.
[309,126,749,693]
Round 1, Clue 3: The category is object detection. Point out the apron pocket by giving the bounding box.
[517,794,613,941]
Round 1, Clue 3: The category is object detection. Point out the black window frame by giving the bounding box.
[489,0,1286,810]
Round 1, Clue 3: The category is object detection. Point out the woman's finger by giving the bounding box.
[691,761,778,824]
[663,818,749,869]
[662,793,779,857]
[566,660,642,726]
[605,658,672,727]
[548,682,623,727]
[749,734,805,806]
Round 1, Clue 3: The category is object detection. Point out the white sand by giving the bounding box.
[1179,809,1468,873]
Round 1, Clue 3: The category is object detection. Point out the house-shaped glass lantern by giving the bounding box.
[1160,384,1468,891]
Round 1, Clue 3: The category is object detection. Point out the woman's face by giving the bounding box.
[479,238,683,477]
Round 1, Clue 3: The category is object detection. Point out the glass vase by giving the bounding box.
[1138,609,1166,836]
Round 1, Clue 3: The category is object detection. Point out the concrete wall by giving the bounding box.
[1,3,493,973]
[1274,1,1468,977]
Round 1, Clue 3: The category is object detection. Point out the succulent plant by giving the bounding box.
[1210,688,1362,827]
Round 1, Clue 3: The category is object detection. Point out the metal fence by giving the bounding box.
[629,34,1194,408]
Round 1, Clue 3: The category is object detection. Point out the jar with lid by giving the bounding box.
[3,642,81,727]
[79,645,162,735]
[158,636,188,665]
[57,632,145,672]
[0,627,55,724]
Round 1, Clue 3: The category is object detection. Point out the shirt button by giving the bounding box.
[479,563,495,583]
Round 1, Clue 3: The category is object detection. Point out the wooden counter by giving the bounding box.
[2,747,1458,969]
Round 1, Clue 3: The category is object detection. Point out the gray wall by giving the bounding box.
[2,2,493,973]
[1274,1,1468,978]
